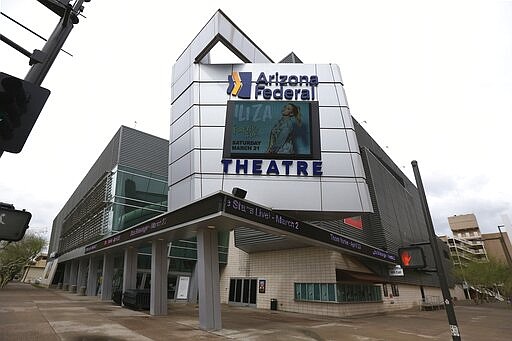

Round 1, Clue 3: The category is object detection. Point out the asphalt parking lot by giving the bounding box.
[1,282,511,340]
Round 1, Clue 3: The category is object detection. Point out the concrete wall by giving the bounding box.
[22,267,44,284]
[483,232,512,264]
[452,284,467,301]
[220,231,452,317]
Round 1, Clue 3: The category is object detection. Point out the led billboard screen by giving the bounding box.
[223,101,320,159]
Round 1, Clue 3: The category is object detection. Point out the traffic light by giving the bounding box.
[398,246,426,269]
[0,203,32,242]
[0,72,50,153]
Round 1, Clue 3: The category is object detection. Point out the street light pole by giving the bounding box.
[412,160,461,341]
[497,225,512,268]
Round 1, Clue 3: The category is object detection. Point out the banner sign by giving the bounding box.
[84,193,397,264]
[85,215,170,253]
[224,197,397,263]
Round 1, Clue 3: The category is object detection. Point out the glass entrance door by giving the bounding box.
[168,274,177,299]
[228,278,257,306]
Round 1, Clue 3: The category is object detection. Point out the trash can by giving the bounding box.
[270,298,278,311]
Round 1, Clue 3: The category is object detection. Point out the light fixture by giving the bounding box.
[232,187,247,199]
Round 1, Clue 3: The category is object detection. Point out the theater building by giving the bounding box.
[44,10,461,331]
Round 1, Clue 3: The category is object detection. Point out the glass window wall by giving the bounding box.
[294,283,382,303]
[111,165,167,231]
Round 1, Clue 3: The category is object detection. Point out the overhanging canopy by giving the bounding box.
[76,191,397,265]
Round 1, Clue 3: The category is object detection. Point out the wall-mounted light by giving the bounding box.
[232,187,247,199]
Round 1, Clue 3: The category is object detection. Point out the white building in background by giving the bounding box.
[21,253,47,284]
[445,214,488,264]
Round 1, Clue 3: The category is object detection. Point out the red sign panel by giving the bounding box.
[344,216,363,230]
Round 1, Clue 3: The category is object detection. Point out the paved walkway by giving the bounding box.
[1,282,511,340]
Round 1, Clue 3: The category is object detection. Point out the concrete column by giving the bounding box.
[101,253,114,301]
[188,261,199,304]
[122,246,137,293]
[68,260,79,292]
[197,228,221,331]
[150,239,168,315]
[86,256,98,296]
[62,262,71,291]
[76,258,88,295]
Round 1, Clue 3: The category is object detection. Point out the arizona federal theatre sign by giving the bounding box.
[222,71,322,176]
[227,71,318,100]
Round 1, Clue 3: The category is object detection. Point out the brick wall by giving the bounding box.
[221,232,455,317]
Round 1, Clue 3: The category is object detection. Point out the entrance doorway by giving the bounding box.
[168,274,177,299]
[228,278,257,306]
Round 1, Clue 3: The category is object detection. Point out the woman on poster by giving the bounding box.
[267,103,302,154]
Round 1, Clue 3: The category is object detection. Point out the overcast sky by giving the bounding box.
[1,0,511,241]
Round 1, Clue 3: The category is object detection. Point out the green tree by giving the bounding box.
[454,258,512,300]
[0,233,46,288]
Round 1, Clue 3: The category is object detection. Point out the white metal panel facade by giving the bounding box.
[169,62,373,218]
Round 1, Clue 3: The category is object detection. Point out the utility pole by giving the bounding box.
[25,0,88,86]
[1,0,89,157]
[412,160,461,341]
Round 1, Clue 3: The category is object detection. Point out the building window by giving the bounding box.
[382,284,388,297]
[337,283,382,303]
[168,258,196,273]
[112,165,168,231]
[391,284,400,297]
[168,231,229,265]
[294,283,336,302]
[169,239,198,260]
[294,283,382,303]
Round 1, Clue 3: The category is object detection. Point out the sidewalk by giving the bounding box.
[1,282,511,340]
